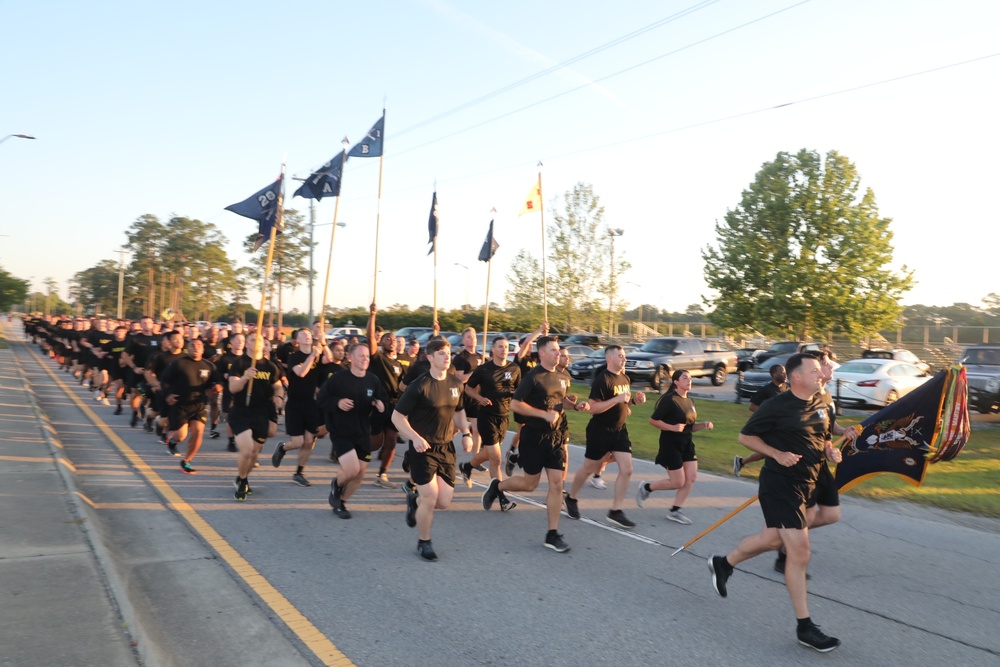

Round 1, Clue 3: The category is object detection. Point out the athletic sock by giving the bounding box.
[643,482,651,493]
[671,505,681,513]
[296,466,304,475]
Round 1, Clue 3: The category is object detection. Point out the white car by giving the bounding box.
[826,359,932,408]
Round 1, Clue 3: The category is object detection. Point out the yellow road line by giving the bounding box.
[24,342,354,667]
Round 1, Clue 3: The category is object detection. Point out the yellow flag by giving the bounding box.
[519,178,542,216]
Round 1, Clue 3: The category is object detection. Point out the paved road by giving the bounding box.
[6,325,1000,666]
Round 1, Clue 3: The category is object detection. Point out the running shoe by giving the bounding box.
[329,480,342,508]
[636,481,651,508]
[708,555,732,597]
[180,460,197,475]
[733,455,744,477]
[543,531,570,553]
[167,440,180,457]
[374,472,394,489]
[416,540,438,562]
[227,439,237,452]
[797,623,840,653]
[459,462,474,488]
[129,412,138,427]
[498,495,517,512]
[234,477,248,501]
[271,442,286,467]
[481,478,500,510]
[667,509,692,525]
[563,492,580,520]
[114,405,123,416]
[606,509,636,529]
[333,503,352,519]
[292,473,311,487]
[504,449,518,477]
[209,429,220,439]
[590,476,607,490]
[405,486,418,528]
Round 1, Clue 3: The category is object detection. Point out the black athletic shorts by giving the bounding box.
[758,467,813,530]
[369,403,397,435]
[408,440,456,487]
[284,400,324,437]
[168,402,208,431]
[655,440,697,471]
[228,408,270,444]
[807,463,840,508]
[108,362,127,382]
[584,423,632,460]
[518,426,567,475]
[464,400,480,420]
[332,436,372,462]
[127,367,143,390]
[477,412,509,447]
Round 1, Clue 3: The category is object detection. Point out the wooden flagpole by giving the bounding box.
[481,211,496,356]
[371,107,386,303]
[247,160,286,405]
[537,163,547,323]
[432,186,438,327]
[319,141,349,329]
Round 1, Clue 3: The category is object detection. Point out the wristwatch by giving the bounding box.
[462,432,472,438]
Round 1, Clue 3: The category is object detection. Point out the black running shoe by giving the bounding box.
[504,449,518,477]
[180,460,197,475]
[271,442,286,467]
[333,503,352,519]
[234,477,248,501]
[708,555,732,598]
[405,485,418,528]
[209,429,220,439]
[227,439,237,452]
[543,531,570,553]
[606,509,636,529]
[143,419,154,433]
[797,622,840,653]
[417,540,438,562]
[292,473,311,487]
[499,495,517,512]
[114,405,123,416]
[167,440,180,456]
[563,492,580,520]
[329,480,342,508]
[459,462,473,488]
[482,478,500,510]
[130,413,138,427]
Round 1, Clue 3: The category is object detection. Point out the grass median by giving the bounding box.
[563,383,1000,518]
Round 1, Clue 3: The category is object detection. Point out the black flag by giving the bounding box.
[478,219,499,262]
[427,191,438,256]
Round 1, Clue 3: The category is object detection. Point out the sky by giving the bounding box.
[2,0,998,319]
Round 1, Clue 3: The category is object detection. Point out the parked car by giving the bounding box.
[562,344,595,363]
[568,348,606,382]
[326,326,364,342]
[862,348,931,374]
[624,337,737,389]
[394,326,435,340]
[959,345,1000,414]
[757,341,825,365]
[735,348,765,372]
[827,359,931,408]
[738,354,792,398]
[416,330,457,344]
[557,333,604,348]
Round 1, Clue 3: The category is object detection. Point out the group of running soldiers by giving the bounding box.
[21,310,849,652]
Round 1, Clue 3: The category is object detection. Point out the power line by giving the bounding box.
[393,0,813,158]
[396,0,722,137]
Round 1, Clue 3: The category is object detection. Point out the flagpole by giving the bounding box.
[537,163,548,323]
[247,160,286,405]
[319,141,350,329]
[668,495,758,557]
[482,257,492,356]
[433,232,438,328]
[371,107,386,303]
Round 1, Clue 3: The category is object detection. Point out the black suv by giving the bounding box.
[960,345,1000,414]
[624,337,737,389]
[756,341,825,365]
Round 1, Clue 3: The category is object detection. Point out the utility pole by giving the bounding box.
[607,228,624,338]
[115,250,128,319]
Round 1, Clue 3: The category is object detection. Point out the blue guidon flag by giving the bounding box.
[348,113,384,158]
[225,175,284,252]
[835,365,970,490]
[294,151,345,201]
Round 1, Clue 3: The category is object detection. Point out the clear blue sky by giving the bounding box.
[2,0,998,318]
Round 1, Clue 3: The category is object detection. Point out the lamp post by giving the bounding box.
[0,133,36,146]
[454,262,470,311]
[607,228,624,338]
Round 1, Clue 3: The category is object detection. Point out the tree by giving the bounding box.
[702,149,913,341]
[242,209,312,329]
[504,182,629,333]
[0,265,29,312]
[70,260,120,315]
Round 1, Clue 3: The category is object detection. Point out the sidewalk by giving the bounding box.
[0,331,138,666]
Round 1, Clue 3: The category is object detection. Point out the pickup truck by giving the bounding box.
[960,345,1000,414]
[756,341,826,365]
[624,337,738,389]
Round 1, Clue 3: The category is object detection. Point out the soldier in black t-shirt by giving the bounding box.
[159,338,222,473]
[636,370,714,526]
[482,335,589,554]
[216,333,246,451]
[504,322,547,476]
[708,354,843,653]
[451,327,484,456]
[563,345,646,529]
[460,336,521,495]
[231,333,285,501]
[366,304,406,488]
[271,328,332,487]
[147,331,186,444]
[123,316,161,428]
[391,338,472,562]
[317,343,387,519]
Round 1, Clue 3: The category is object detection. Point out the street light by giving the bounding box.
[454,262,470,311]
[0,134,36,145]
[607,228,624,337]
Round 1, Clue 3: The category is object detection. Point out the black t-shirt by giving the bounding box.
[742,390,831,483]
[317,361,347,385]
[274,341,297,365]
[149,350,186,381]
[395,373,466,445]
[229,356,282,412]
[588,369,632,430]
[403,358,430,386]
[511,366,571,432]
[125,333,161,369]
[451,348,481,379]
[397,352,415,373]
[159,356,219,405]
[370,350,404,400]
[468,360,521,417]
[750,381,787,407]
[651,391,697,450]
[89,330,114,353]
[316,370,388,440]
[202,338,226,363]
[285,349,321,403]
[102,336,130,364]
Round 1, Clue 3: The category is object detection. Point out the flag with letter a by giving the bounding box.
[293,152,345,201]
[519,177,542,215]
